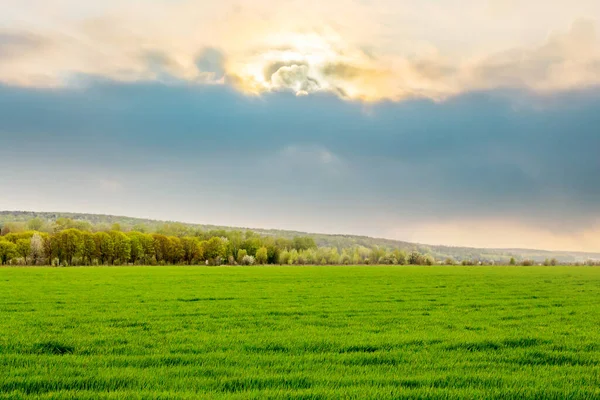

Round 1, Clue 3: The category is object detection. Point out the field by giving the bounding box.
[1,266,599,399]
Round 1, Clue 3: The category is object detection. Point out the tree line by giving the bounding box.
[0,218,440,266]
[0,217,597,266]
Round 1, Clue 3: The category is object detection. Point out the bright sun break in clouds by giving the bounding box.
[1,0,600,101]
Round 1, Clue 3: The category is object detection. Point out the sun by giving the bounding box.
[225,31,349,96]
[224,30,420,102]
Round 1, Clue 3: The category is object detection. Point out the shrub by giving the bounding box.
[236,249,248,265]
[241,255,255,266]
[255,247,268,264]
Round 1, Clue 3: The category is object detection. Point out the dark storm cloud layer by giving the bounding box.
[1,80,599,231]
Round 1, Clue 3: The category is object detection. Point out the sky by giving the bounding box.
[1,0,599,251]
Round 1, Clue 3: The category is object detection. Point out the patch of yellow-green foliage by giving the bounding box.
[1,266,599,399]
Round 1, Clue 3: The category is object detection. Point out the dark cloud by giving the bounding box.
[0,79,599,234]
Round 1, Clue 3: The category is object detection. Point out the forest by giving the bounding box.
[0,216,440,266]
[1,215,595,266]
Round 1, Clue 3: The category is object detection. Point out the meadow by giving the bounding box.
[1,266,599,399]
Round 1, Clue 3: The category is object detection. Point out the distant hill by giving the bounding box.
[1,210,599,263]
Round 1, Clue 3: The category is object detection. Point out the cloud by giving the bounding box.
[195,48,226,80]
[2,1,600,252]
[0,32,47,59]
[468,18,600,92]
[270,65,321,93]
[0,79,599,251]
[1,1,599,100]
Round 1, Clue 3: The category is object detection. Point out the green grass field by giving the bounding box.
[1,266,599,399]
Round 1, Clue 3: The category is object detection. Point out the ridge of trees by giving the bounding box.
[0,215,598,266]
[0,217,436,266]
[0,218,434,266]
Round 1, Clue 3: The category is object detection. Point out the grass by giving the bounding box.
[0,265,599,399]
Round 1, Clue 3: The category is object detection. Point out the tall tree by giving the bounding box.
[81,231,96,265]
[181,237,201,265]
[128,232,144,265]
[293,236,317,251]
[94,232,114,265]
[16,239,31,264]
[202,237,227,265]
[110,231,131,265]
[152,234,170,264]
[168,236,184,264]
[42,235,55,265]
[0,241,17,265]
[57,229,83,265]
